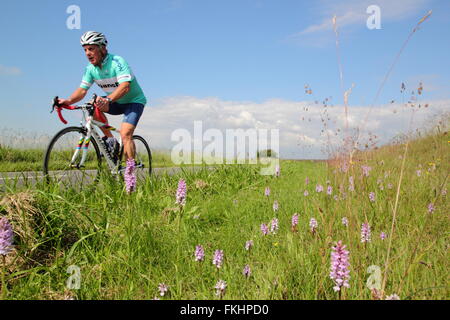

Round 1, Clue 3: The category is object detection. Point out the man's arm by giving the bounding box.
[58,87,88,105]
[95,82,130,111]
[108,81,130,102]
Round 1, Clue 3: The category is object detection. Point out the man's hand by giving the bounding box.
[95,96,110,112]
[58,98,72,106]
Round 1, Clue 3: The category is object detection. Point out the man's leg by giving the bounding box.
[120,122,136,160]
[120,103,144,161]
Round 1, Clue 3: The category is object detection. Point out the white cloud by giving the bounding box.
[299,10,362,35]
[288,0,432,46]
[0,65,22,76]
[105,96,449,160]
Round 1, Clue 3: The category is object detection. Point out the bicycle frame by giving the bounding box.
[79,113,121,174]
[52,95,123,175]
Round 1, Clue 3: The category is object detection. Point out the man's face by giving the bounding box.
[83,45,105,66]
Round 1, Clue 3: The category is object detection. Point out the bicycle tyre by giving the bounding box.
[43,126,102,188]
[119,135,152,179]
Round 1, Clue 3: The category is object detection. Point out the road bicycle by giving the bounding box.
[43,94,152,188]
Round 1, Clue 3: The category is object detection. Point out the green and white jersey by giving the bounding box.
[80,53,147,105]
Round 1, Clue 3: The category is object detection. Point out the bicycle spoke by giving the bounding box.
[44,127,102,189]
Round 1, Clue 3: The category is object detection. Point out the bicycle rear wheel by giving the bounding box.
[43,126,102,189]
[119,135,152,180]
[134,135,152,179]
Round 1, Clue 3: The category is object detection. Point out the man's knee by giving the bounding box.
[121,123,135,141]
[121,134,132,143]
[121,130,134,142]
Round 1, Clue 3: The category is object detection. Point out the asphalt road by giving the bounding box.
[0,166,209,190]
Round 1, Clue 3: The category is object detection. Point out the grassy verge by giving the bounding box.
[0,130,448,300]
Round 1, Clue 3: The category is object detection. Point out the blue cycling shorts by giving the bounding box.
[106,102,145,127]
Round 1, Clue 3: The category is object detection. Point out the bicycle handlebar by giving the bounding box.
[51,94,98,125]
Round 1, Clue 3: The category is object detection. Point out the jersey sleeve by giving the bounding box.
[80,66,93,90]
[112,56,134,84]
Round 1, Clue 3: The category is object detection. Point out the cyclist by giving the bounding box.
[58,31,147,163]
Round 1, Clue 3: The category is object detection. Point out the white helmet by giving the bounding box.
[80,31,108,47]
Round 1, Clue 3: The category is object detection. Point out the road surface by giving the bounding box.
[0,166,210,190]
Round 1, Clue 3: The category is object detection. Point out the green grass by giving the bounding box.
[0,145,175,172]
[0,129,448,300]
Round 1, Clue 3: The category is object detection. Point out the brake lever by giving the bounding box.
[51,96,59,113]
[87,93,98,106]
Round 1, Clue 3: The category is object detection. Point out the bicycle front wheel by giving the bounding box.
[43,126,102,189]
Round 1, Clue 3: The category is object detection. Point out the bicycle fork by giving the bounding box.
[71,134,92,168]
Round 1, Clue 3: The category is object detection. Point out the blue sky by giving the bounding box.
[1,0,449,158]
